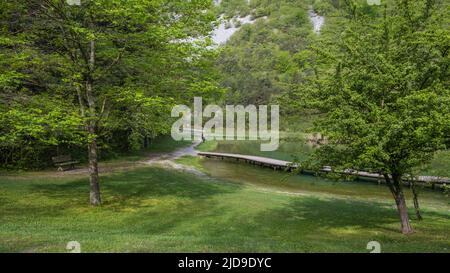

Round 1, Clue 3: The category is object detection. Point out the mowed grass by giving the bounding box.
[0,167,449,253]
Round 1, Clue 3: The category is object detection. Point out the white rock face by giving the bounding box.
[212,15,267,45]
[212,15,253,44]
[308,10,325,34]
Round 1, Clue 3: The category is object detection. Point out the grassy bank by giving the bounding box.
[0,166,449,253]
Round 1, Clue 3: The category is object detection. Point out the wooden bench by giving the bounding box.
[52,155,79,171]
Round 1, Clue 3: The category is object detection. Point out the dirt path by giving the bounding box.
[142,140,205,176]
[145,140,201,163]
[3,140,204,179]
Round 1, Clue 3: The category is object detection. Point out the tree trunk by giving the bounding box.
[85,36,101,206]
[86,78,101,206]
[385,174,414,234]
[88,124,101,206]
[394,191,413,234]
[411,182,423,221]
[144,135,149,149]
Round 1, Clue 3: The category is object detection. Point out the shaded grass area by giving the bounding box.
[0,167,449,253]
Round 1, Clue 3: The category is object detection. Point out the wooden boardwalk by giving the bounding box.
[198,152,449,188]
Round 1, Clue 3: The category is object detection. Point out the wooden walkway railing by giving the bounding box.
[198,152,449,188]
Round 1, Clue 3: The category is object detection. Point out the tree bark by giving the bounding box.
[86,37,101,206]
[385,174,414,234]
[411,181,423,221]
[86,77,101,206]
[394,190,413,234]
[88,123,101,206]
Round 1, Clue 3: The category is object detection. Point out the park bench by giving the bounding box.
[52,155,79,171]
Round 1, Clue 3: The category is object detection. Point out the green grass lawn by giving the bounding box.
[0,166,449,253]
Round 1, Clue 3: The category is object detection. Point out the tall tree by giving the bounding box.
[1,0,216,205]
[298,0,449,234]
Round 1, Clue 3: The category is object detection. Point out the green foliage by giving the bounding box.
[302,0,450,178]
[423,150,450,178]
[0,0,223,169]
[0,95,85,169]
[216,0,252,18]
[216,0,315,105]
[312,0,336,15]
[0,97,83,146]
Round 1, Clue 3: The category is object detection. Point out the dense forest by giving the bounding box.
[215,0,317,106]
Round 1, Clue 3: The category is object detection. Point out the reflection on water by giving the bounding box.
[201,158,449,211]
